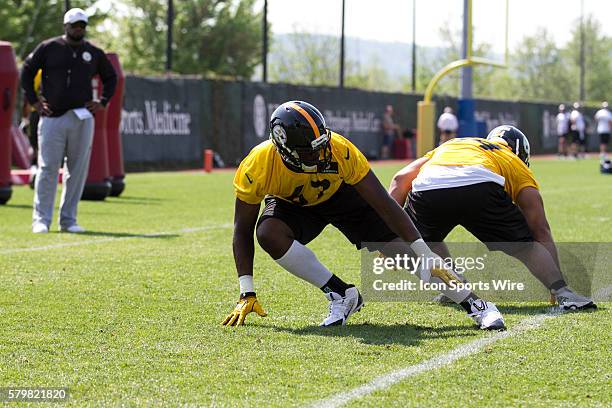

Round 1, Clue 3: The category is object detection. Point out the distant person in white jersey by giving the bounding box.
[556,104,570,158]
[594,101,611,161]
[437,106,458,145]
[569,102,586,159]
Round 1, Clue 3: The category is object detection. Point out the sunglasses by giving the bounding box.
[69,21,87,29]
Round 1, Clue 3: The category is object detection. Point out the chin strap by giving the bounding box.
[301,163,318,172]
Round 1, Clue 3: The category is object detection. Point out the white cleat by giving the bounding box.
[468,300,506,330]
[32,222,49,234]
[59,224,86,233]
[320,286,364,327]
[553,289,597,311]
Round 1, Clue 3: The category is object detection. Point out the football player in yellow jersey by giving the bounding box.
[389,125,596,311]
[222,101,505,329]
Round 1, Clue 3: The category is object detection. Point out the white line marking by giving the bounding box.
[0,223,232,254]
[311,311,560,408]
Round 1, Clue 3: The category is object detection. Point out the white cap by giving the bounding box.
[64,8,88,24]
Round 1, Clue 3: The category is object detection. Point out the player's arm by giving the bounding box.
[222,198,267,326]
[354,170,422,243]
[516,187,561,268]
[233,198,260,277]
[355,170,458,283]
[388,157,430,206]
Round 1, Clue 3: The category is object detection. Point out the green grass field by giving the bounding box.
[0,157,610,406]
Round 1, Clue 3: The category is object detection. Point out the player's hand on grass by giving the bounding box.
[221,292,267,326]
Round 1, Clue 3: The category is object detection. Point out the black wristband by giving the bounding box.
[240,291,256,298]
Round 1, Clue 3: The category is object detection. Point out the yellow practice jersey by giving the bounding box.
[420,137,539,202]
[234,132,370,206]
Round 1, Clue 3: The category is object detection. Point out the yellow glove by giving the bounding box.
[221,293,267,326]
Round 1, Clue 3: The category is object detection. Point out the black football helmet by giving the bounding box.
[269,101,332,172]
[486,125,531,167]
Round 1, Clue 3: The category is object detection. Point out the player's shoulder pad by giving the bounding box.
[239,140,274,168]
[329,131,351,145]
[329,131,359,154]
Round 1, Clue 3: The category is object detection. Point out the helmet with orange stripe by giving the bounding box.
[269,100,332,172]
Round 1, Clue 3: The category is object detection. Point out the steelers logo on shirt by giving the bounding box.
[82,51,92,62]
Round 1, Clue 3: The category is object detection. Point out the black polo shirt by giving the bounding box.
[21,36,117,117]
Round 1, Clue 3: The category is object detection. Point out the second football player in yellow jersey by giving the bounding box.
[419,136,538,202]
[223,100,506,329]
[389,125,595,311]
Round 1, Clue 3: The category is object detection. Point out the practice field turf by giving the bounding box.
[0,157,610,406]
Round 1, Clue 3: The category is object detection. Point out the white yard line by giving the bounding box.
[312,311,560,408]
[0,223,232,254]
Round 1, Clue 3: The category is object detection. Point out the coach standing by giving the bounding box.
[21,8,117,234]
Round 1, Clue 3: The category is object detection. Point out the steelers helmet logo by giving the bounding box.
[492,126,511,138]
[82,51,92,62]
[272,125,287,144]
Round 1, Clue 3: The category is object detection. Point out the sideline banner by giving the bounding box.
[115,76,594,170]
[120,76,204,168]
[241,83,419,161]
